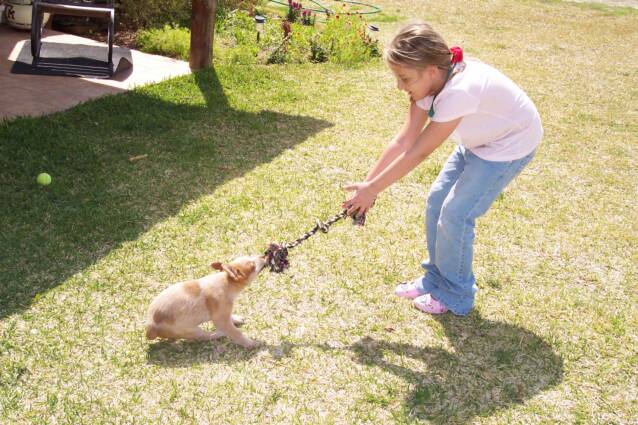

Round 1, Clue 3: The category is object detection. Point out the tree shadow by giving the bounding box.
[345,312,564,423]
[0,66,333,319]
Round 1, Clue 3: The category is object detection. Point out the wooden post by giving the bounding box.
[190,0,217,70]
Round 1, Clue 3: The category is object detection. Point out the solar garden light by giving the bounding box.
[255,15,266,42]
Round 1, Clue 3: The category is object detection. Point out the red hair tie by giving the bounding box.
[450,46,463,64]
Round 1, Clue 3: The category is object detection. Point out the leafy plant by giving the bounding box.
[310,34,329,63]
[316,12,380,64]
[135,9,379,66]
[118,0,192,28]
[285,0,316,25]
[136,24,191,60]
[301,9,316,26]
[286,0,303,22]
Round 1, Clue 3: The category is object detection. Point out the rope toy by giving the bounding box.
[265,209,366,273]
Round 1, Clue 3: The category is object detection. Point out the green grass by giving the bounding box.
[1,0,637,423]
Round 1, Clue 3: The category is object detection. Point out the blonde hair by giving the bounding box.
[384,22,451,71]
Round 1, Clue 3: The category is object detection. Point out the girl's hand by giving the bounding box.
[342,181,378,217]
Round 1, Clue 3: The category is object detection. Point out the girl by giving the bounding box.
[342,22,542,315]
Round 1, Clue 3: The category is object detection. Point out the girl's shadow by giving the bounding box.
[345,312,563,423]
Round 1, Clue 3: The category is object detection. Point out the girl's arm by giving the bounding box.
[365,101,430,182]
[343,117,462,215]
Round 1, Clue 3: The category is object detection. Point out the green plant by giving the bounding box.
[216,9,259,45]
[286,0,303,22]
[317,12,380,64]
[266,35,290,64]
[284,0,315,25]
[310,34,329,63]
[216,0,261,20]
[301,9,316,26]
[118,0,192,28]
[134,8,379,66]
[263,11,379,65]
[136,25,191,60]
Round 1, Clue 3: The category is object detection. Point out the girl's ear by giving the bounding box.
[425,64,439,79]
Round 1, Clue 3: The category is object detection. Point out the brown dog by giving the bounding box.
[145,255,267,348]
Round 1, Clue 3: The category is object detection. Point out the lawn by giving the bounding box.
[1,0,637,423]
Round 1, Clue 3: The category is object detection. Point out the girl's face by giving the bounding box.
[389,62,441,101]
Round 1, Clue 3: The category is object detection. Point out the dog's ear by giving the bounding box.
[224,264,240,280]
[213,262,239,280]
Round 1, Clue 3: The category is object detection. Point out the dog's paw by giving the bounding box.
[231,314,245,326]
[241,339,261,349]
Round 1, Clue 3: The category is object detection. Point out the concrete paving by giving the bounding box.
[0,24,191,121]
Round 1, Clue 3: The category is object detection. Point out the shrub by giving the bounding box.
[284,0,315,25]
[135,9,380,66]
[136,25,191,60]
[118,0,192,29]
[318,13,380,64]
[268,12,379,65]
[310,34,329,63]
[216,0,261,21]
[118,0,261,30]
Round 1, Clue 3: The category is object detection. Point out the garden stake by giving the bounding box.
[265,209,366,273]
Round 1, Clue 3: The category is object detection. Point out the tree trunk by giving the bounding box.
[189,0,217,70]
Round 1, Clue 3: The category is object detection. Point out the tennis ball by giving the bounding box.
[37,173,52,186]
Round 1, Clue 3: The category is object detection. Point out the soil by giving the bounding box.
[92,28,138,49]
[50,16,139,49]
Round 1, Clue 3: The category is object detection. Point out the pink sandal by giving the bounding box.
[394,281,424,299]
[413,294,449,314]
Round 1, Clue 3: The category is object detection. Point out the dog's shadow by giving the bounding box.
[146,338,265,367]
[146,312,563,423]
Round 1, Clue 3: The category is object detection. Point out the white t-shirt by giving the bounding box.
[415,59,543,161]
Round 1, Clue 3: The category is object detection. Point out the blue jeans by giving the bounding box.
[415,145,536,315]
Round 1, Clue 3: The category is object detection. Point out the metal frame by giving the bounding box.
[30,0,115,75]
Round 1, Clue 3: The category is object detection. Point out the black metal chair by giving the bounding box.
[30,0,115,76]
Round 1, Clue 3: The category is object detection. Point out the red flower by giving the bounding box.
[450,46,463,64]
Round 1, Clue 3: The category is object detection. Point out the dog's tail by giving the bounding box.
[145,323,159,340]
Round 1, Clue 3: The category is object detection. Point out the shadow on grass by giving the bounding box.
[346,312,563,423]
[146,338,263,366]
[145,311,562,422]
[0,66,333,319]
[145,334,299,367]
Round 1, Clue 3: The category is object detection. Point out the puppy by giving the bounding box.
[145,255,267,348]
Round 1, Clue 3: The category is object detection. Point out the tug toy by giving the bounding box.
[265,209,366,273]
